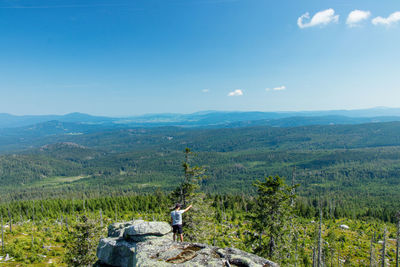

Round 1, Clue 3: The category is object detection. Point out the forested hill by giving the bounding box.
[2,120,400,153]
[0,120,400,222]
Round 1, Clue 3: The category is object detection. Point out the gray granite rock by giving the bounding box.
[97,220,278,267]
[97,237,135,267]
[217,247,277,267]
[123,221,172,241]
[108,221,145,238]
[133,241,278,267]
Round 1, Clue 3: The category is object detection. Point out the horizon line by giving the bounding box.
[1,106,400,118]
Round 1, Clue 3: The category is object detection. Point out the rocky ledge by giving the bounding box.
[96,220,278,267]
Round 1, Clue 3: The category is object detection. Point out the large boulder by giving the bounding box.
[97,238,135,267]
[98,220,172,266]
[96,220,278,267]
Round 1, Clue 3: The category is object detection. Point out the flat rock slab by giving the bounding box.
[217,247,278,267]
[108,220,172,240]
[124,221,172,241]
[108,221,145,238]
[133,241,278,267]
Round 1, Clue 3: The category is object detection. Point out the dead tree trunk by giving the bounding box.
[72,198,75,218]
[32,201,35,224]
[100,209,103,228]
[7,208,12,233]
[312,246,316,267]
[294,232,299,267]
[291,166,296,207]
[1,214,4,254]
[213,224,216,246]
[317,208,323,267]
[381,228,387,267]
[31,202,35,248]
[370,232,375,267]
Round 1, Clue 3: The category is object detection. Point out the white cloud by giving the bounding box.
[372,11,400,26]
[202,89,210,93]
[273,86,286,91]
[266,86,286,91]
[228,89,243,96]
[297,8,339,29]
[346,10,371,27]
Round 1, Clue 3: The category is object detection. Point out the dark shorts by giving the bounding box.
[172,224,183,234]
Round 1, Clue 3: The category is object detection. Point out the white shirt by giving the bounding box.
[171,210,184,225]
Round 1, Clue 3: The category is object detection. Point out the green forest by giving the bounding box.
[1,122,400,265]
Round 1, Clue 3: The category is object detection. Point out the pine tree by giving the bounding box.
[171,148,206,206]
[64,215,102,267]
[170,148,212,243]
[249,175,297,262]
[183,194,214,242]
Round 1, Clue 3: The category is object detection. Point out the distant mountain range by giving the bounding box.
[2,108,400,203]
[0,112,114,128]
[2,107,400,129]
[0,108,400,153]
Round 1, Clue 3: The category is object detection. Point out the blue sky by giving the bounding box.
[1,0,400,116]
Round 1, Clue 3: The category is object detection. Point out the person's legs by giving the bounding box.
[178,225,184,242]
[172,225,178,241]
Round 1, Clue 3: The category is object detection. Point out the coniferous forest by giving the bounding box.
[0,121,400,266]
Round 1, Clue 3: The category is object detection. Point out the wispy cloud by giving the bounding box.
[228,89,243,96]
[372,11,400,26]
[297,8,339,29]
[202,89,210,93]
[273,86,286,91]
[346,10,371,27]
[266,86,286,91]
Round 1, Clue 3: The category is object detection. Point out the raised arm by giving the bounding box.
[183,204,193,213]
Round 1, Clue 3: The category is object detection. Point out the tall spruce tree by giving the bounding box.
[64,215,102,266]
[249,175,297,262]
[170,148,212,243]
[171,148,206,206]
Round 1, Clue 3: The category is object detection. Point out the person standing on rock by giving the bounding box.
[171,203,192,242]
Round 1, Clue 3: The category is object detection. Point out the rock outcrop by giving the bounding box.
[96,220,278,267]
